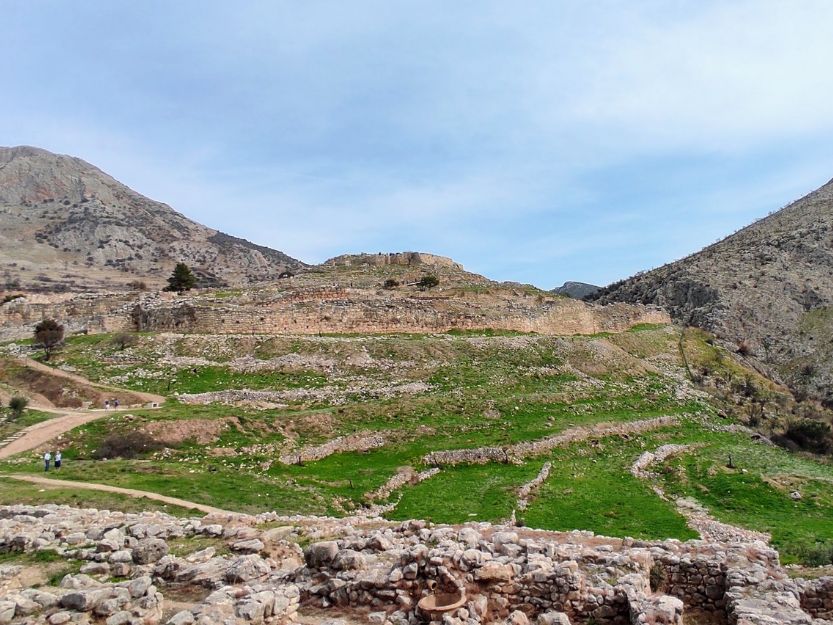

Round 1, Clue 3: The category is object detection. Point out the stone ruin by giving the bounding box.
[0,505,830,625]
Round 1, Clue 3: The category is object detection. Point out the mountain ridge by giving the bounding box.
[590,175,833,404]
[0,145,305,291]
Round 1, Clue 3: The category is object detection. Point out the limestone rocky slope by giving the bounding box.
[590,177,833,405]
[0,146,304,292]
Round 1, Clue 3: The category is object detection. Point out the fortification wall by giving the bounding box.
[0,288,670,341]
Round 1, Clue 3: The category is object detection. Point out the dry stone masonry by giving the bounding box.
[0,505,829,625]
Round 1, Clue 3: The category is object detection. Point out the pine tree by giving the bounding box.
[164,263,197,293]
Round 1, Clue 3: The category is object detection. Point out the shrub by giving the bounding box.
[110,333,138,350]
[383,279,400,289]
[417,275,440,289]
[784,419,833,455]
[7,396,28,419]
[129,280,148,291]
[93,431,163,460]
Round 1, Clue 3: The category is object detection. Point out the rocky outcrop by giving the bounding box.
[590,174,833,404]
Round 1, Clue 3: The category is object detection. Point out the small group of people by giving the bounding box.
[103,398,120,410]
[42,450,62,472]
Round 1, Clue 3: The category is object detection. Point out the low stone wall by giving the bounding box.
[800,576,833,620]
[278,432,387,465]
[424,417,678,466]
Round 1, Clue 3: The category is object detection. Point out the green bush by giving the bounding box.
[784,419,832,455]
[7,396,28,419]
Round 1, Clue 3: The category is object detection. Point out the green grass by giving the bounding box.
[658,434,833,563]
[391,461,544,523]
[0,408,56,439]
[0,477,198,517]
[523,435,697,541]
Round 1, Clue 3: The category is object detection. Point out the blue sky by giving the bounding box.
[3,1,833,287]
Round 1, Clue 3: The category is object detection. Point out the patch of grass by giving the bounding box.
[523,433,697,541]
[390,461,543,524]
[658,433,833,564]
[0,477,198,517]
[167,536,231,557]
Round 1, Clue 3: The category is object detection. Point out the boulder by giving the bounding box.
[225,555,271,583]
[305,541,339,568]
[133,538,169,564]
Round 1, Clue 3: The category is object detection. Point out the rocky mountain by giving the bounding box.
[0,146,304,291]
[552,281,600,299]
[590,176,833,405]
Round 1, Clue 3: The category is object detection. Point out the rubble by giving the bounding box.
[0,504,828,625]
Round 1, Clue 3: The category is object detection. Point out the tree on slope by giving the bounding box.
[34,318,64,361]
[164,263,197,293]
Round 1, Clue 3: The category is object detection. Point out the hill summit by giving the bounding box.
[590,176,833,404]
[0,146,304,291]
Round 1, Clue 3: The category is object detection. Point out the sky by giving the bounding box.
[2,1,833,288]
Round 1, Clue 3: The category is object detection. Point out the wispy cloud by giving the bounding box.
[1,1,832,287]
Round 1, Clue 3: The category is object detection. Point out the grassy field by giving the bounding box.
[1,325,832,564]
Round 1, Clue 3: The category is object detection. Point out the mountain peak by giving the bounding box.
[0,146,304,292]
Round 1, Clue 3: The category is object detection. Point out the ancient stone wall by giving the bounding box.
[0,288,670,341]
[800,576,833,620]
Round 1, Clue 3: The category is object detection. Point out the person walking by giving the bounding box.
[43,451,51,472]
[104,399,110,410]
[114,398,120,409]
[54,450,62,470]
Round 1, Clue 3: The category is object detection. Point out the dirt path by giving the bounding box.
[14,357,165,405]
[1,474,233,515]
[0,409,140,459]
[0,357,167,459]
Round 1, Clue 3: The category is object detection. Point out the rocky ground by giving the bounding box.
[0,504,830,625]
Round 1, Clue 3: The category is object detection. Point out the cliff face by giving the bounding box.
[590,176,833,404]
[0,146,304,291]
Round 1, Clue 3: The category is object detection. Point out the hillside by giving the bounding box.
[590,177,833,405]
[0,146,304,291]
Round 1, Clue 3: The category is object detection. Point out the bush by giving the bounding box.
[93,432,163,460]
[7,396,28,419]
[110,332,138,350]
[417,275,440,289]
[383,278,400,289]
[783,419,833,455]
[794,539,833,566]
[129,280,148,291]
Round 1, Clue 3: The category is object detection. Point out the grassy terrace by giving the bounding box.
[1,325,832,563]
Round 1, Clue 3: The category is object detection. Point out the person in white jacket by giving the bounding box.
[43,451,51,472]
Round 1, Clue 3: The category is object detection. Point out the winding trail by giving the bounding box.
[1,474,232,515]
[14,357,165,405]
[0,358,165,459]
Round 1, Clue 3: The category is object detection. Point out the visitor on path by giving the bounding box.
[114,398,120,409]
[54,450,62,470]
[104,399,110,410]
[43,451,51,472]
